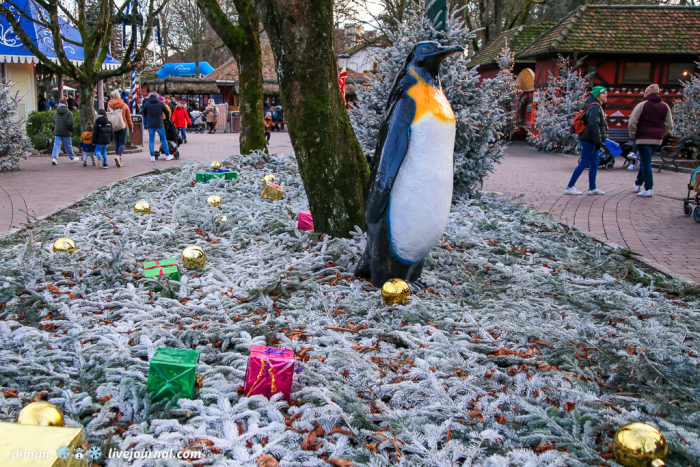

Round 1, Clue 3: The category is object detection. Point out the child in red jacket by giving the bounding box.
[171,103,192,143]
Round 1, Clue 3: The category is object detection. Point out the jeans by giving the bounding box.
[95,145,108,165]
[51,136,75,160]
[635,144,657,191]
[114,128,128,156]
[82,151,96,164]
[568,141,599,190]
[148,127,169,156]
[177,127,186,141]
[265,132,271,143]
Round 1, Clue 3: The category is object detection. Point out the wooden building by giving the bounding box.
[470,5,700,139]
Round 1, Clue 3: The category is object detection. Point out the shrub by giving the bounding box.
[0,81,32,172]
[26,110,81,150]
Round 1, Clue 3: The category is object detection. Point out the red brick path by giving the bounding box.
[483,142,699,282]
[0,130,293,232]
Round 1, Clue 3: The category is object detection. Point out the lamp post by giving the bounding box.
[337,51,350,105]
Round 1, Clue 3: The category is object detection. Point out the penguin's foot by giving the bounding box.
[409,281,428,290]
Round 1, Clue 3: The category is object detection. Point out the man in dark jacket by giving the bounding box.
[37,95,49,111]
[66,95,78,110]
[565,86,608,195]
[92,109,113,169]
[628,84,673,197]
[141,91,173,161]
[51,99,76,165]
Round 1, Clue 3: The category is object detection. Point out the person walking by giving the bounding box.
[37,95,49,111]
[66,95,78,110]
[264,113,273,143]
[51,99,76,165]
[107,89,133,168]
[171,102,192,144]
[628,84,673,198]
[273,105,284,131]
[141,91,173,161]
[80,122,97,166]
[565,86,609,195]
[203,99,218,134]
[92,109,113,169]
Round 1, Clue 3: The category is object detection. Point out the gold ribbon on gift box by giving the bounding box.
[260,181,285,200]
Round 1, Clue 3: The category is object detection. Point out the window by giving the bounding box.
[622,62,651,84]
[667,63,695,82]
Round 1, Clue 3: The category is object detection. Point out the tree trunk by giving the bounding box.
[197,0,266,154]
[255,0,370,238]
[79,80,96,133]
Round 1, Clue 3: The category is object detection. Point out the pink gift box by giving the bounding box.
[298,211,314,231]
[244,345,296,400]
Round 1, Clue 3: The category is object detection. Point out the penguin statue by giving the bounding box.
[355,41,463,287]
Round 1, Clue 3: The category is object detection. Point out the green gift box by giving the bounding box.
[143,258,180,282]
[147,347,200,402]
[196,170,238,183]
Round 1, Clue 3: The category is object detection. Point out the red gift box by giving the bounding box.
[243,345,297,400]
[297,211,314,231]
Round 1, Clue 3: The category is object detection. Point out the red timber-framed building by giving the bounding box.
[469,5,700,139]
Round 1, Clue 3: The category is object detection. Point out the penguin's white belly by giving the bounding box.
[388,114,455,263]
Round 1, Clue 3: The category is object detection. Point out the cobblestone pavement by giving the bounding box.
[0,130,293,233]
[483,142,700,282]
[3,134,697,282]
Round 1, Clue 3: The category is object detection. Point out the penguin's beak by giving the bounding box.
[429,45,465,61]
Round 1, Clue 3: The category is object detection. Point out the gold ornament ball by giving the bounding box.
[263,174,276,182]
[211,161,222,170]
[134,200,151,214]
[613,423,668,467]
[206,195,222,207]
[16,401,65,426]
[381,278,411,306]
[52,237,76,254]
[216,215,228,226]
[182,245,206,270]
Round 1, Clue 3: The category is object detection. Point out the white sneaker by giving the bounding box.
[165,155,174,161]
[588,188,605,195]
[638,189,653,197]
[68,158,76,164]
[150,156,156,162]
[633,183,642,193]
[627,164,637,171]
[565,187,582,195]
[51,158,57,165]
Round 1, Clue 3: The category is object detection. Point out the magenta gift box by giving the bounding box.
[244,345,296,400]
[298,211,314,231]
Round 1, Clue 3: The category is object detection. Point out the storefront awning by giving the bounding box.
[0,0,121,69]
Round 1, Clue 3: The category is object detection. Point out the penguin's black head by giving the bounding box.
[408,41,464,79]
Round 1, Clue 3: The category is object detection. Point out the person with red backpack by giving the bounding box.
[565,86,609,195]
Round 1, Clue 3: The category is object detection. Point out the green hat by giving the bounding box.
[592,86,607,99]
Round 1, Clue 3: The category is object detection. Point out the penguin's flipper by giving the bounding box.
[365,98,416,224]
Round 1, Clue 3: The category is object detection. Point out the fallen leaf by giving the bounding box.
[625,345,636,355]
[564,401,576,413]
[1,389,18,398]
[301,430,318,451]
[257,454,278,467]
[484,369,496,378]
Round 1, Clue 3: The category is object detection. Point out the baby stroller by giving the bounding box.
[190,110,205,134]
[619,141,639,170]
[683,167,700,222]
[156,119,181,160]
[578,139,622,171]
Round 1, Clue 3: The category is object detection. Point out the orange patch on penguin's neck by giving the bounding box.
[407,66,455,124]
